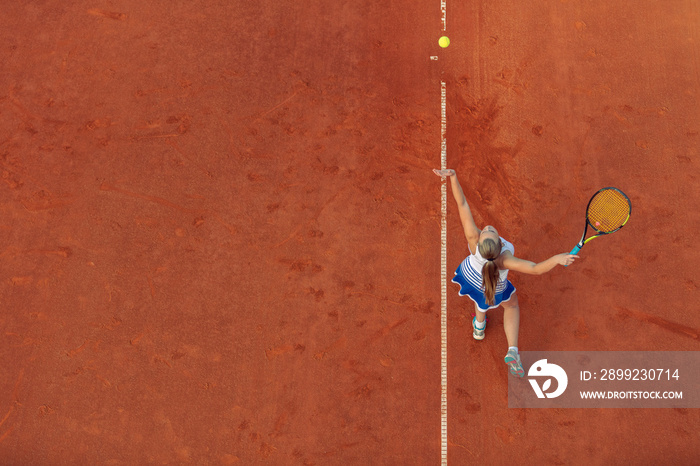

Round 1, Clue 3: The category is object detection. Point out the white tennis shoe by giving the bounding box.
[504,348,524,377]
[472,316,486,340]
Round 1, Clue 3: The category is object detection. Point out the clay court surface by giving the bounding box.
[1,0,699,464]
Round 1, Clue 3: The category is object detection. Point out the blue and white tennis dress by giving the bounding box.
[451,236,517,312]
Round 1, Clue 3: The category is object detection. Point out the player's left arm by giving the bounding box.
[433,169,481,247]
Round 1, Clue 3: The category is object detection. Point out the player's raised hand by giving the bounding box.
[433,169,455,177]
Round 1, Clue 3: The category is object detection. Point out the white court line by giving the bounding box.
[441,0,447,31]
[440,80,447,466]
[440,1,448,462]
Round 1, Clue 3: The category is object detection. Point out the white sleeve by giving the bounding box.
[501,238,515,256]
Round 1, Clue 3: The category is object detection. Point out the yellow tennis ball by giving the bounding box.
[439,36,450,48]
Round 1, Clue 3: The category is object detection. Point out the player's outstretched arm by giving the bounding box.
[433,169,480,243]
[501,251,579,275]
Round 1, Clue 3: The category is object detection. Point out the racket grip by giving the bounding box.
[565,245,581,266]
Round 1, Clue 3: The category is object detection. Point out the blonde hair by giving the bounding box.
[478,238,502,305]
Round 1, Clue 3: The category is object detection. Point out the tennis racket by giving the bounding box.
[567,187,631,262]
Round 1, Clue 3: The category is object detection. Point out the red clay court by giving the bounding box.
[1,0,698,464]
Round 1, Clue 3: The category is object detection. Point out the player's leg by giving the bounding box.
[501,292,520,347]
[472,304,486,340]
[501,293,524,377]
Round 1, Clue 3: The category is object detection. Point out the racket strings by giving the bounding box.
[587,189,630,233]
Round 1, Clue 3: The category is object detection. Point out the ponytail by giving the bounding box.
[482,261,500,305]
[478,238,502,305]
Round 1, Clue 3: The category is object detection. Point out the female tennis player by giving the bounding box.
[434,169,578,377]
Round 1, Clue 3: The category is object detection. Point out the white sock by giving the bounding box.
[474,318,486,329]
[508,346,518,354]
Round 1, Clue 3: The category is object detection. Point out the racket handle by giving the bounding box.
[565,245,581,267]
